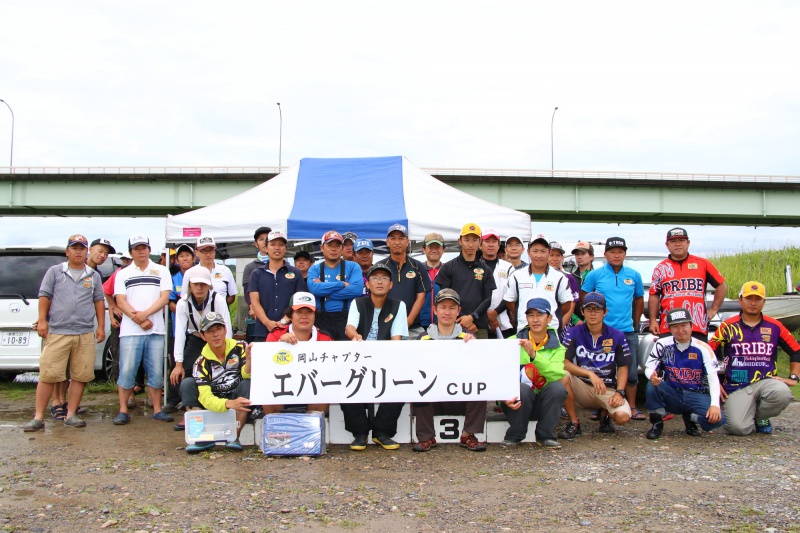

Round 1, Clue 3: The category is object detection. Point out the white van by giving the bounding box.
[0,245,117,381]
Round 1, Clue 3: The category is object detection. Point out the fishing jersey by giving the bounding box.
[649,254,725,335]
[644,336,721,406]
[193,338,250,411]
[562,323,632,389]
[708,313,800,394]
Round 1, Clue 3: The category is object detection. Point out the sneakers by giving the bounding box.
[599,415,615,433]
[186,442,215,454]
[459,434,487,452]
[151,411,174,422]
[22,419,44,432]
[558,421,582,440]
[412,437,438,453]
[372,435,400,450]
[63,415,86,428]
[682,412,701,437]
[560,407,569,419]
[536,439,562,449]
[646,413,664,440]
[350,434,368,451]
[112,412,131,425]
[755,419,773,434]
[225,439,243,451]
[500,439,520,447]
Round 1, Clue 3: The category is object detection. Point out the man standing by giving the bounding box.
[344,264,408,451]
[571,241,595,285]
[709,281,800,435]
[23,235,105,431]
[242,226,272,304]
[87,238,116,278]
[580,237,645,420]
[548,241,580,326]
[504,235,573,335]
[419,232,445,330]
[481,228,513,338]
[112,234,173,425]
[195,236,237,305]
[505,235,528,273]
[353,238,374,293]
[649,227,727,341]
[501,298,568,449]
[293,251,313,281]
[249,230,307,342]
[376,224,429,339]
[342,232,358,262]
[435,223,496,338]
[307,230,364,340]
[558,292,632,439]
[644,308,725,439]
[166,243,195,409]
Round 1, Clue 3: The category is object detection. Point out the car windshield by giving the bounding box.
[621,257,663,286]
[0,255,64,299]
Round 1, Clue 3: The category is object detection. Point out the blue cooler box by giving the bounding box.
[262,411,326,456]
[185,409,238,444]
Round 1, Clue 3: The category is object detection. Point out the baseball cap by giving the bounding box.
[571,241,594,254]
[90,238,116,254]
[268,230,288,243]
[196,236,216,249]
[367,263,392,278]
[67,234,89,248]
[666,227,689,241]
[667,308,693,326]
[435,288,461,306]
[505,235,524,247]
[525,298,552,315]
[354,238,373,252]
[549,241,565,254]
[290,291,316,311]
[128,234,150,248]
[739,281,766,299]
[120,251,132,260]
[254,226,272,241]
[529,234,550,249]
[604,237,627,251]
[481,228,501,241]
[387,224,409,237]
[199,312,227,332]
[424,232,445,246]
[184,265,212,286]
[342,231,358,243]
[460,223,481,237]
[294,250,312,262]
[175,243,194,256]
[582,292,606,309]
[321,230,344,244]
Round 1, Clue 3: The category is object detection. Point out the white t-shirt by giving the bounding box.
[346,301,409,340]
[504,265,572,330]
[205,263,237,299]
[114,260,172,336]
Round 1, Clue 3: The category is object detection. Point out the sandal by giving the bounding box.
[630,407,646,421]
[50,403,67,421]
[590,409,600,421]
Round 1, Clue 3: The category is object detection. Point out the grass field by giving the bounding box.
[710,246,800,299]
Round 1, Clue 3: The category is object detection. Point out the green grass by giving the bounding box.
[0,381,36,400]
[86,380,117,393]
[709,246,800,299]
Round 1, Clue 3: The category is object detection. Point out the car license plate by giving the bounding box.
[1,331,30,346]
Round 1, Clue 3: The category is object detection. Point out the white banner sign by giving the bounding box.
[250,339,519,405]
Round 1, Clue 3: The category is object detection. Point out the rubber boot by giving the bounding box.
[646,412,664,440]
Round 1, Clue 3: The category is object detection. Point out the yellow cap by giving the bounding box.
[460,223,481,237]
[739,281,766,299]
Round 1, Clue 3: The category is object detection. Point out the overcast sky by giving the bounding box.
[1,2,799,254]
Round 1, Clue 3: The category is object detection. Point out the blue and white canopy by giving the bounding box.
[166,156,531,252]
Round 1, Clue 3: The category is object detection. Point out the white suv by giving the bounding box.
[0,245,117,381]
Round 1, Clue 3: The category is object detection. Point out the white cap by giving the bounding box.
[181,266,212,299]
[120,251,132,260]
[268,230,288,242]
[128,234,149,248]
[196,236,216,249]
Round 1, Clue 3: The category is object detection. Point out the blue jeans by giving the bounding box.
[624,331,639,385]
[645,381,726,432]
[119,334,165,390]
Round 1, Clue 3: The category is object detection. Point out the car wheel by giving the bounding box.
[97,328,120,382]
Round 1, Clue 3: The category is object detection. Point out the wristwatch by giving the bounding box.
[280,318,288,326]
[615,389,627,398]
[789,374,800,384]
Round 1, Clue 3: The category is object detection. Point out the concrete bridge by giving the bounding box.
[2,167,800,226]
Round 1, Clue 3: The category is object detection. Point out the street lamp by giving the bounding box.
[276,102,282,169]
[550,106,558,172]
[0,99,14,173]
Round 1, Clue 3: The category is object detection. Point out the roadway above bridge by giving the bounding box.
[2,167,799,226]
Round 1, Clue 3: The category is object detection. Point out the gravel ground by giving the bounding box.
[1,392,800,532]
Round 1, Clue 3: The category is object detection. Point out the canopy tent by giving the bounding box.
[165,156,531,256]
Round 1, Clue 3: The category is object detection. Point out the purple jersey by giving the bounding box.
[709,314,800,394]
[562,323,631,389]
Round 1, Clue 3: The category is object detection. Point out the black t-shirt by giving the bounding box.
[376,256,430,327]
[434,254,496,329]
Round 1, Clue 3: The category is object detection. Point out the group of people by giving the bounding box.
[23,224,800,455]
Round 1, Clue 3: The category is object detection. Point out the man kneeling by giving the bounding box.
[412,289,486,452]
[180,312,252,453]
